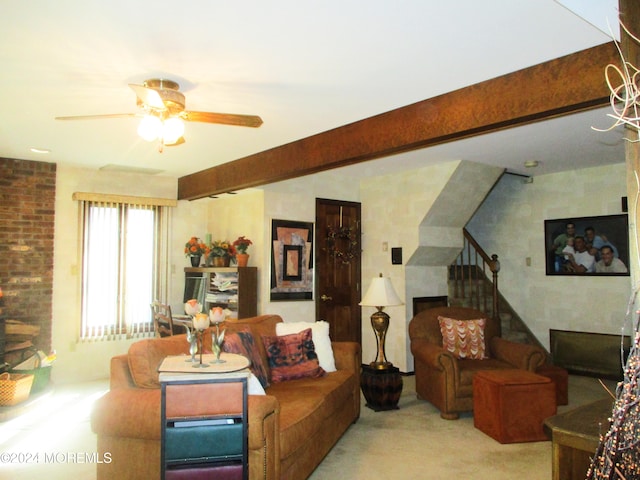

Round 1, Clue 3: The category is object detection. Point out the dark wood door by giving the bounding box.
[315,198,362,344]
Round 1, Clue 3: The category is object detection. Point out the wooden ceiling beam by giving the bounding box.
[178,42,619,200]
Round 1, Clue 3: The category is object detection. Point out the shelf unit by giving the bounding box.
[183,267,257,319]
[160,373,249,480]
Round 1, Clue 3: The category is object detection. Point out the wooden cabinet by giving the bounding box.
[184,267,257,319]
[544,398,612,480]
[160,372,249,480]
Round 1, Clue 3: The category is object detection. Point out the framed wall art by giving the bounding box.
[270,219,314,300]
[544,214,629,276]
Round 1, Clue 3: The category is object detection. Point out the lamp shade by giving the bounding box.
[359,275,403,308]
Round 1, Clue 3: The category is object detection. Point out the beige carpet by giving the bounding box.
[309,374,615,480]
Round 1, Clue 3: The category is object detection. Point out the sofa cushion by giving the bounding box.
[276,321,337,372]
[262,328,326,382]
[438,316,487,360]
[266,370,356,460]
[223,328,270,388]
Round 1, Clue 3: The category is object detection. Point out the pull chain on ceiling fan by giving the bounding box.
[55,78,263,151]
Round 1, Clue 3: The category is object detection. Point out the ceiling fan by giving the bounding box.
[55,78,263,149]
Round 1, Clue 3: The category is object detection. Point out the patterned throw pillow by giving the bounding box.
[261,328,326,383]
[275,321,336,372]
[223,328,270,388]
[438,316,487,360]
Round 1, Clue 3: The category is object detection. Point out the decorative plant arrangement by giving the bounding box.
[208,240,236,267]
[184,235,255,267]
[184,237,210,257]
[184,237,210,266]
[184,299,203,364]
[233,236,253,267]
[233,236,252,254]
[209,307,226,363]
[209,240,235,258]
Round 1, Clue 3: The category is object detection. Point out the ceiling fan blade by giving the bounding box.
[128,84,166,110]
[181,111,263,128]
[55,113,139,120]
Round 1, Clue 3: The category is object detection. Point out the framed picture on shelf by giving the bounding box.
[270,219,314,300]
[544,214,629,276]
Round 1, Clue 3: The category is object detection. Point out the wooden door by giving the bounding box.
[315,198,362,344]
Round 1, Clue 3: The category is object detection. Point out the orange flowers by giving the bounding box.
[184,237,210,257]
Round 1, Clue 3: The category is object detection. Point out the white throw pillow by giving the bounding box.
[276,321,337,372]
[248,373,266,395]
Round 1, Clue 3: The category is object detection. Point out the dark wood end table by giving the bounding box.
[360,364,403,411]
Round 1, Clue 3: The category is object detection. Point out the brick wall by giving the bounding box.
[0,158,56,354]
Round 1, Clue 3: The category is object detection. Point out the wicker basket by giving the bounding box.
[10,366,51,395]
[0,373,34,406]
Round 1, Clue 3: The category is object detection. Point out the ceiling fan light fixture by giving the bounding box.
[162,117,185,144]
[138,115,162,141]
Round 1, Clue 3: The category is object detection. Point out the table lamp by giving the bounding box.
[359,273,403,370]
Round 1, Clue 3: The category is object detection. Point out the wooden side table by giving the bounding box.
[360,365,403,411]
[160,366,251,480]
[543,398,612,480]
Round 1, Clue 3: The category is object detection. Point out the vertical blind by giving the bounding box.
[74,193,175,341]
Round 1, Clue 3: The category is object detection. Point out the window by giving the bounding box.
[75,193,174,340]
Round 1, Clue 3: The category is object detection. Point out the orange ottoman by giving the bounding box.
[535,364,569,405]
[473,369,557,443]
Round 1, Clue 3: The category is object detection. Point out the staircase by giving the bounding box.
[449,228,546,350]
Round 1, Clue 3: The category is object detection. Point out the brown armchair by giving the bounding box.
[408,306,546,419]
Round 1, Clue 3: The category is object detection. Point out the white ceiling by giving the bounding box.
[0,0,626,182]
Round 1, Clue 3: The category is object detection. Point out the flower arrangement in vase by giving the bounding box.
[209,240,235,267]
[233,236,253,267]
[209,307,226,363]
[184,237,210,267]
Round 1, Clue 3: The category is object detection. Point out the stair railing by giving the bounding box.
[451,228,501,322]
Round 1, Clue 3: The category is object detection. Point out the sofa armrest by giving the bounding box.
[332,341,361,373]
[247,395,279,450]
[411,338,457,372]
[490,337,547,371]
[110,354,137,390]
[91,388,162,440]
[94,388,280,446]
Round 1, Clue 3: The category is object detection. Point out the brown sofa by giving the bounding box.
[408,306,546,419]
[90,314,361,480]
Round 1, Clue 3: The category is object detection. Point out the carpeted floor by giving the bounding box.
[0,374,615,480]
[309,374,616,480]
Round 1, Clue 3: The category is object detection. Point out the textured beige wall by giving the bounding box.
[360,161,459,371]
[53,160,629,383]
[466,163,632,349]
[260,170,360,321]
